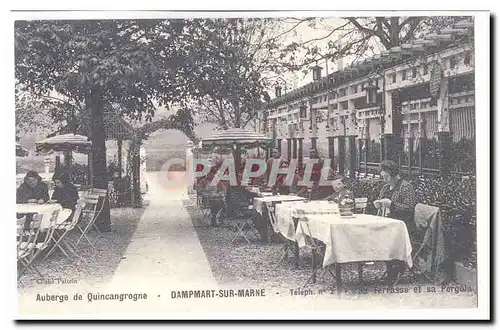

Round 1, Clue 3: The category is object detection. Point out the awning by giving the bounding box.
[202,128,272,147]
[36,134,92,154]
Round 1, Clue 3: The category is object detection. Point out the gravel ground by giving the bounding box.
[17,205,146,294]
[183,197,477,309]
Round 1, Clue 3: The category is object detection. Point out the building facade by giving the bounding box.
[259,19,475,176]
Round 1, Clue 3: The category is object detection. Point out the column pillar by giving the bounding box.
[436,73,451,178]
[337,135,345,175]
[327,136,335,171]
[292,138,297,159]
[311,137,318,150]
[384,133,404,163]
[348,136,356,178]
[437,132,453,178]
[298,138,304,169]
[287,138,292,161]
[364,137,369,175]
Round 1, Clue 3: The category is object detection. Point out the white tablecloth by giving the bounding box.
[252,195,306,215]
[16,203,68,230]
[295,214,413,268]
[275,201,339,240]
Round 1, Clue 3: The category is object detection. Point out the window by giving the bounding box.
[402,70,407,81]
[464,51,472,65]
[392,73,397,83]
[450,56,457,69]
[412,67,417,78]
[423,63,428,75]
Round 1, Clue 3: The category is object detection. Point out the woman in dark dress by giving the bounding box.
[49,172,79,211]
[374,160,417,283]
[16,171,50,204]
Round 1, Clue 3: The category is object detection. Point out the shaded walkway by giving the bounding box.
[108,171,216,290]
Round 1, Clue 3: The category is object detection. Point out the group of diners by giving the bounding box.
[16,170,80,226]
[194,148,420,283]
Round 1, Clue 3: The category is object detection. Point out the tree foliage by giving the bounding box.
[277,16,471,71]
[181,18,287,129]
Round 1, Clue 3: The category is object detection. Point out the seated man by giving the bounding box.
[325,175,353,204]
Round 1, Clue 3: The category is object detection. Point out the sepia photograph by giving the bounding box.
[10,9,490,320]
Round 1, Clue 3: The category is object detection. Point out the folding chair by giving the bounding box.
[298,211,334,288]
[198,191,213,223]
[229,206,260,244]
[17,215,43,279]
[395,203,444,286]
[266,203,300,269]
[18,210,59,279]
[354,197,368,214]
[42,200,86,262]
[75,195,101,248]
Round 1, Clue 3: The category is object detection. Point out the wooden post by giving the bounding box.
[117,137,123,178]
[87,152,93,186]
[55,156,61,172]
[364,138,369,175]
[276,138,282,155]
[408,136,414,179]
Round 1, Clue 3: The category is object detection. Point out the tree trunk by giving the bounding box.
[88,88,111,232]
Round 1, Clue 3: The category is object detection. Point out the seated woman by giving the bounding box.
[48,172,79,223]
[373,160,417,283]
[16,171,50,204]
[49,172,79,210]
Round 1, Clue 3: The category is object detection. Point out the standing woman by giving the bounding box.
[16,171,50,204]
[374,160,418,282]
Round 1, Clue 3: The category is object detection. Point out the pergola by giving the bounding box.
[37,108,140,204]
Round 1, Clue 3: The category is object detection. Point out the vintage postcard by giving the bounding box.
[10,10,490,320]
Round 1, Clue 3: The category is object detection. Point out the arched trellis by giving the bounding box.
[46,107,198,207]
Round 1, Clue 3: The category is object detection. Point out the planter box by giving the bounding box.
[454,261,477,292]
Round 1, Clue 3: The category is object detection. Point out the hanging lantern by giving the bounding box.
[364,80,379,105]
[312,65,323,81]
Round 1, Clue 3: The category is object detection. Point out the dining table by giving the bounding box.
[252,195,307,215]
[294,212,413,294]
[16,203,64,231]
